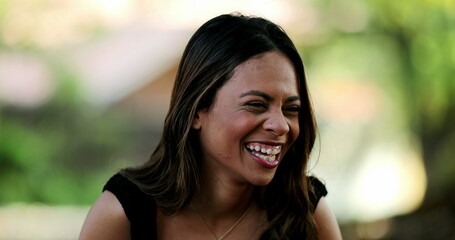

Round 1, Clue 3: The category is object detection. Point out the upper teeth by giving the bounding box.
[246,144,281,155]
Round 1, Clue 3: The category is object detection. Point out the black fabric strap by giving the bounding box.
[103,173,328,239]
[308,176,328,212]
[103,173,157,240]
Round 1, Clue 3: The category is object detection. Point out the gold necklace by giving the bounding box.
[192,202,252,240]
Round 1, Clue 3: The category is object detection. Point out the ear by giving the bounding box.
[192,110,203,130]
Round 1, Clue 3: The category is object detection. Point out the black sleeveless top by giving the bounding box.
[103,173,328,239]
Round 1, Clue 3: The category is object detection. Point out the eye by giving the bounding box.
[283,105,301,115]
[245,101,267,111]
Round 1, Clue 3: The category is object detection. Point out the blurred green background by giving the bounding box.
[0,0,454,239]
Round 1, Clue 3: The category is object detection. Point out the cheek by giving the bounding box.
[229,115,260,137]
[290,120,300,142]
[205,108,252,141]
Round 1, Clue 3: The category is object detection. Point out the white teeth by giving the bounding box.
[252,152,276,163]
[246,144,281,158]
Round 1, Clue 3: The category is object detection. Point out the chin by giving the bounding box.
[248,172,276,186]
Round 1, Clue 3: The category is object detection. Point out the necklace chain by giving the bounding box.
[192,202,252,240]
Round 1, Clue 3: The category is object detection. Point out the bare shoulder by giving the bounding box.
[314,197,343,240]
[79,191,131,240]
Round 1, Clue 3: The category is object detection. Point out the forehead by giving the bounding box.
[225,51,299,96]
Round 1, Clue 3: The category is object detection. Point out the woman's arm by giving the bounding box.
[79,191,131,240]
[314,197,343,240]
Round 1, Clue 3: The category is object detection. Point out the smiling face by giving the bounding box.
[192,51,301,186]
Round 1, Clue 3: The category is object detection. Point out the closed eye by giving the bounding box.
[283,105,301,115]
[245,101,267,111]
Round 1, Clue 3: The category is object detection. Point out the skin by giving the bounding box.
[79,51,342,240]
[192,51,301,187]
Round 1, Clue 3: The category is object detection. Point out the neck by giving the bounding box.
[193,168,255,219]
[188,162,265,240]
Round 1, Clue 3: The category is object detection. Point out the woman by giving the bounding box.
[80,13,342,240]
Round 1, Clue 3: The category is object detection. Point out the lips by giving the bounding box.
[245,143,282,168]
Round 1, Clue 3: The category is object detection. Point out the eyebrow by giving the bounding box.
[239,90,301,103]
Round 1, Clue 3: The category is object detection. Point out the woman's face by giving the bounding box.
[192,51,301,186]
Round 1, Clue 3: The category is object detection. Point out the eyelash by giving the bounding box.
[246,101,267,109]
[245,102,301,114]
[284,105,301,113]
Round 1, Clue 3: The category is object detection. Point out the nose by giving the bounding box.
[263,111,290,136]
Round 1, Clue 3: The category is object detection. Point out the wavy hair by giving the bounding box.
[121,13,318,239]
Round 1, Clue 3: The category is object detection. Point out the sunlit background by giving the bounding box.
[1,0,454,239]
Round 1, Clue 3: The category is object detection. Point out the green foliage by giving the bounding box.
[0,0,453,208]
[0,0,6,20]
[368,0,455,185]
[0,60,135,205]
[305,0,455,197]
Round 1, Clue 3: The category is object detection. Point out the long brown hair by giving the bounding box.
[121,13,318,239]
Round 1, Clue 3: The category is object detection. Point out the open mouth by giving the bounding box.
[245,143,282,167]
